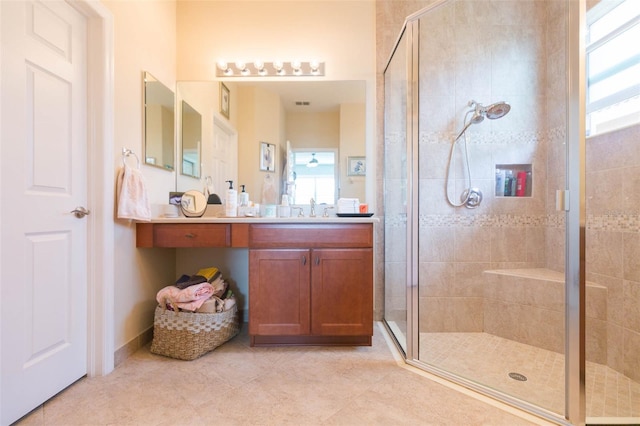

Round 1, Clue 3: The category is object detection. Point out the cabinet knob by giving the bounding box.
[185,233,195,238]
[302,255,307,265]
[315,256,320,265]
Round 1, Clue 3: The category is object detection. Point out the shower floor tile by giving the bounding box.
[417,332,640,419]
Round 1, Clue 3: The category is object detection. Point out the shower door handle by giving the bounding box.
[556,190,569,211]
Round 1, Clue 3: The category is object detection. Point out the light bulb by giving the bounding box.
[217,61,228,71]
[254,60,264,70]
[235,61,246,71]
[273,61,283,71]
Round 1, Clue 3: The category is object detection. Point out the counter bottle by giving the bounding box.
[225,180,238,217]
[239,184,249,207]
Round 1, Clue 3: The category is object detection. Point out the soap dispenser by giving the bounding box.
[225,180,237,217]
[239,185,249,207]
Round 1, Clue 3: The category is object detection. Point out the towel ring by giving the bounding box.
[122,147,141,168]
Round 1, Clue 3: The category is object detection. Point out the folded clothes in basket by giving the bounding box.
[174,267,221,289]
[156,282,214,311]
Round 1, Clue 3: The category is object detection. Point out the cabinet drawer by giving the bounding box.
[152,224,230,247]
[248,223,372,248]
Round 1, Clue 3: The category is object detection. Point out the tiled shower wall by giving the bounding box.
[586,123,640,382]
[379,1,555,325]
[416,0,553,333]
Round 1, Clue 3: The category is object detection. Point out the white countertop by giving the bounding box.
[146,215,379,224]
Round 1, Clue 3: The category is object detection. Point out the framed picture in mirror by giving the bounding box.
[347,156,366,176]
[260,142,276,172]
[220,82,230,118]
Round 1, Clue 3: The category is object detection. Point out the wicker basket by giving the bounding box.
[150,302,239,360]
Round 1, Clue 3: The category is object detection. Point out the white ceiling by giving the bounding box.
[234,80,365,113]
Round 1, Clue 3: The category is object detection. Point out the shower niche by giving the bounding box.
[495,163,532,197]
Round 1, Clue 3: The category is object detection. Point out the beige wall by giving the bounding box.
[176,0,376,206]
[339,103,366,201]
[237,85,286,204]
[176,1,375,82]
[287,111,340,150]
[105,0,177,352]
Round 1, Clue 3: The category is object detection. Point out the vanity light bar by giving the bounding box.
[216,61,324,77]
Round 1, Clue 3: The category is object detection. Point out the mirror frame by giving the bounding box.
[143,71,175,171]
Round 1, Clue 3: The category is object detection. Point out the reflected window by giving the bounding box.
[291,150,337,204]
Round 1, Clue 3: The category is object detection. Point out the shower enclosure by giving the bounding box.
[383,1,639,425]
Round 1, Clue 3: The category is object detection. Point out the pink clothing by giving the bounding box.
[156,283,214,312]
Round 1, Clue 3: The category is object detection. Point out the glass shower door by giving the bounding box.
[383,29,409,353]
[412,0,568,419]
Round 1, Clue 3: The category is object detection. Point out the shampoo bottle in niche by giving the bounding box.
[225,180,238,217]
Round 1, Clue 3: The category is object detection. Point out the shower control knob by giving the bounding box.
[461,188,482,209]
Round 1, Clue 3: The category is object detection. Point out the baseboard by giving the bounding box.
[114,326,153,367]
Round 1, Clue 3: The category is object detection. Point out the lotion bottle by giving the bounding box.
[239,184,249,207]
[225,180,238,217]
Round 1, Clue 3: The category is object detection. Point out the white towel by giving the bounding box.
[337,198,359,214]
[116,163,151,221]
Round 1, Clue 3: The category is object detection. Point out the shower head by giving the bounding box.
[468,100,511,121]
[483,101,511,119]
[454,100,511,142]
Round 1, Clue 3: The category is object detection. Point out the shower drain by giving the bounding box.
[508,372,528,382]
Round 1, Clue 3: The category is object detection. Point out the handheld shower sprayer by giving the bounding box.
[446,100,511,208]
[455,100,511,141]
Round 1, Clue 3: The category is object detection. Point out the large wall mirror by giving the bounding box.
[143,71,175,171]
[176,80,366,205]
[181,100,202,179]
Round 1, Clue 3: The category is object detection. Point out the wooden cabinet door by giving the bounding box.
[249,249,310,335]
[310,249,373,336]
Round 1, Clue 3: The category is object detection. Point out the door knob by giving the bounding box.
[70,206,90,218]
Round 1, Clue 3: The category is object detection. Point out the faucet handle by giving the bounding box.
[309,198,316,217]
[322,206,335,217]
[291,206,304,217]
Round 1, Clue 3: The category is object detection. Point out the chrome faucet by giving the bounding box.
[309,198,316,217]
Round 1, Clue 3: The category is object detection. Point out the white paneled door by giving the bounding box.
[1,1,89,424]
[209,116,238,200]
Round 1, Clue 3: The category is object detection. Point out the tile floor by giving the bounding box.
[420,332,640,421]
[16,323,554,426]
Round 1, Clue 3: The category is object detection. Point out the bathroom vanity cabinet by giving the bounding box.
[136,219,375,347]
[247,223,373,346]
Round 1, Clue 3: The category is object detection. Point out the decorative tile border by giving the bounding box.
[384,212,639,233]
[419,130,545,145]
[587,213,640,232]
[383,126,637,232]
